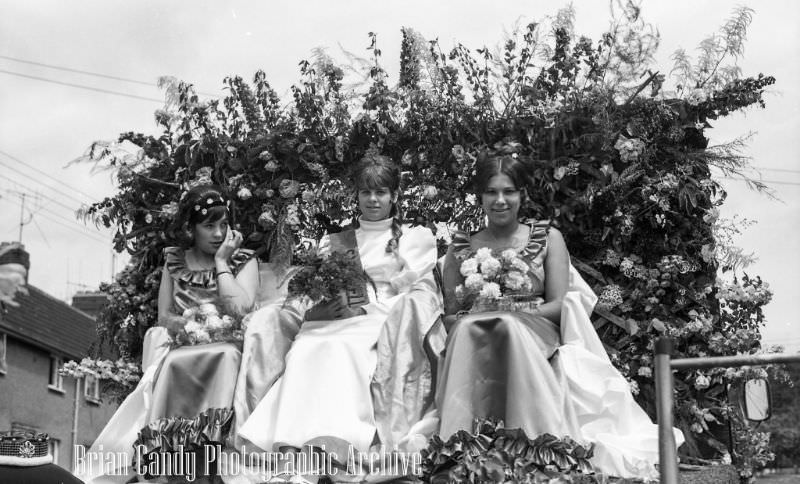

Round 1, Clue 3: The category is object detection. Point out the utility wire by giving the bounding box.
[0,159,95,207]
[0,54,163,87]
[0,68,165,103]
[0,54,221,98]
[0,149,98,203]
[0,174,89,215]
[0,179,110,242]
[1,195,108,245]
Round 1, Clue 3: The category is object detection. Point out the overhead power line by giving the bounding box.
[1,195,109,245]
[0,159,94,207]
[0,54,221,98]
[0,68,165,103]
[0,149,98,203]
[0,54,161,87]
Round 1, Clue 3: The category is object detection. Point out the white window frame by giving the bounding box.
[84,373,100,404]
[48,355,64,393]
[0,332,6,375]
[48,438,59,465]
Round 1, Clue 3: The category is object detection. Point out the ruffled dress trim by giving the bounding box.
[133,407,234,454]
[451,220,552,297]
[163,247,255,288]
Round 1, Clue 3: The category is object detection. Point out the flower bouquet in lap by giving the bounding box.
[456,246,544,313]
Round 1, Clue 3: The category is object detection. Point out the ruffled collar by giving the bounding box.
[451,220,552,262]
[163,247,255,288]
[357,216,393,231]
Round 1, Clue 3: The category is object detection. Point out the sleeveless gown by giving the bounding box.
[436,222,684,480]
[80,247,254,483]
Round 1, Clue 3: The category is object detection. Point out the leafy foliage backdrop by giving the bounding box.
[73,3,787,478]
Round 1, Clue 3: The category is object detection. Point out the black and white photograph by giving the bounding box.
[1,1,798,483]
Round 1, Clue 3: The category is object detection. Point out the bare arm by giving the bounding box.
[534,227,570,325]
[441,245,465,331]
[157,264,178,326]
[216,257,259,314]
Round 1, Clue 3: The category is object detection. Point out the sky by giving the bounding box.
[1,0,798,350]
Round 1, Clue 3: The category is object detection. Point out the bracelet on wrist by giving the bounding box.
[216,270,232,278]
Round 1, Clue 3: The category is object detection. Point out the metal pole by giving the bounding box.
[71,377,80,471]
[18,193,25,242]
[655,337,678,484]
[671,352,800,370]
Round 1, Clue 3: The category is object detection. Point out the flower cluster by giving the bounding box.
[614,135,646,163]
[455,248,534,308]
[286,250,374,303]
[60,358,142,388]
[167,303,243,347]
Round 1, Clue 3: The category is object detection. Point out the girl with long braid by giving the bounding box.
[239,153,444,476]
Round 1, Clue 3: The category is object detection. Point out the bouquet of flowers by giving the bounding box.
[166,302,244,347]
[456,247,540,312]
[287,250,374,306]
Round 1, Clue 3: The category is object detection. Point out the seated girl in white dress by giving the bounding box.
[83,185,259,483]
[437,154,684,480]
[238,154,444,477]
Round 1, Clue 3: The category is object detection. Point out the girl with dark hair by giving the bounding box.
[239,154,444,475]
[83,185,259,483]
[437,154,683,479]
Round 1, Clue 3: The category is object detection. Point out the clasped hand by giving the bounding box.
[305,298,366,321]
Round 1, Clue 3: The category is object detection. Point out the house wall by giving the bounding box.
[0,334,118,469]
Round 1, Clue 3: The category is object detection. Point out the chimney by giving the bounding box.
[71,292,108,319]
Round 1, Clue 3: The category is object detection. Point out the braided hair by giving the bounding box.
[351,153,403,255]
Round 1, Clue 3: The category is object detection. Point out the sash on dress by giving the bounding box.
[327,229,369,308]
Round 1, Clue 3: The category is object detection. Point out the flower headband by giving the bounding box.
[193,194,229,216]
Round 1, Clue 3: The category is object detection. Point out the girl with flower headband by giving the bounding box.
[239,153,444,478]
[436,152,683,479]
[83,185,259,483]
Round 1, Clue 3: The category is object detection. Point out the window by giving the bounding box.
[48,355,64,392]
[84,374,100,404]
[48,438,59,465]
[0,332,6,374]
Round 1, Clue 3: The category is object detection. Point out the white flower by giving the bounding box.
[500,249,518,263]
[237,187,252,200]
[479,257,502,278]
[197,303,218,316]
[690,423,704,434]
[686,88,708,106]
[459,258,479,277]
[614,135,646,163]
[184,320,204,335]
[474,247,493,263]
[504,271,527,291]
[422,185,438,200]
[479,282,502,299]
[144,213,153,224]
[638,366,653,378]
[264,160,280,172]
[301,189,316,203]
[193,329,212,345]
[258,150,275,161]
[554,166,568,180]
[279,179,300,198]
[511,258,529,273]
[464,273,486,291]
[694,374,711,390]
